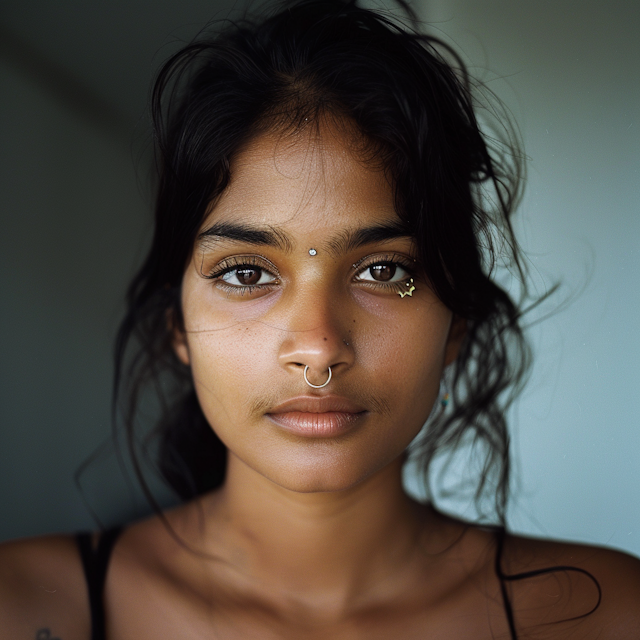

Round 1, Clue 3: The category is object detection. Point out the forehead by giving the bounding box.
[202,125,397,234]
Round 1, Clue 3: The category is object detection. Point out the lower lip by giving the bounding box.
[267,411,365,437]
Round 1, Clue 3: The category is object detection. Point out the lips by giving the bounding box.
[266,395,367,437]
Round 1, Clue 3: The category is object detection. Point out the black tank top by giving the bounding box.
[76,528,123,640]
[76,527,520,639]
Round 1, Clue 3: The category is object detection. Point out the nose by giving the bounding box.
[277,286,354,384]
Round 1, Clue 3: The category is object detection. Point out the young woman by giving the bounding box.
[1,0,639,637]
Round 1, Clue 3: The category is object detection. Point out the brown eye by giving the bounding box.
[220,264,277,287]
[355,259,410,285]
[236,267,262,285]
[369,263,396,281]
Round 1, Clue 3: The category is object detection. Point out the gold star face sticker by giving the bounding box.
[398,278,415,298]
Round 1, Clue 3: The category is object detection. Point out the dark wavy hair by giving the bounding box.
[114,0,531,524]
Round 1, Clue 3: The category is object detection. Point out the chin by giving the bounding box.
[258,452,394,494]
[275,475,363,494]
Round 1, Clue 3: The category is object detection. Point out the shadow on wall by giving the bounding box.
[0,26,153,540]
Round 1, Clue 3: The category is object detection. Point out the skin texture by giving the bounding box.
[1,125,639,640]
[174,125,462,495]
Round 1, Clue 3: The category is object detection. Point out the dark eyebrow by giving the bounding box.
[197,222,294,252]
[325,221,413,255]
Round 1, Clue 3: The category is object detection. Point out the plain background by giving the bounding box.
[1,0,638,556]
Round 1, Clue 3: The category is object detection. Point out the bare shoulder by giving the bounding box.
[0,534,89,640]
[502,532,640,639]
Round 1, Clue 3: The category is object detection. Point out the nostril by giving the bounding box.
[293,362,304,367]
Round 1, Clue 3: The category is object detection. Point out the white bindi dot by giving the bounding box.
[308,248,317,256]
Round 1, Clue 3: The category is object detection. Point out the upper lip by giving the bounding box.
[267,395,366,414]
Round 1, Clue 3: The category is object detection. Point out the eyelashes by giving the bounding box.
[203,254,280,296]
[351,253,416,291]
[202,252,418,297]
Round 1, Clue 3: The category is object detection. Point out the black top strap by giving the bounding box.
[76,527,123,640]
[495,528,518,640]
[494,527,602,639]
[494,526,602,638]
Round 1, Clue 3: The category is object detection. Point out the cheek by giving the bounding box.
[353,295,451,420]
[185,322,275,426]
[182,272,276,376]
[353,291,451,373]
[190,323,270,371]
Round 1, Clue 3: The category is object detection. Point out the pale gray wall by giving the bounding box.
[1,1,639,555]
[405,0,639,555]
[0,55,150,538]
[0,0,238,540]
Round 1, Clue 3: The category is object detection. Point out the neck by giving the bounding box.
[194,454,430,611]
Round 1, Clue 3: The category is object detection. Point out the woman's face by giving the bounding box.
[176,125,462,493]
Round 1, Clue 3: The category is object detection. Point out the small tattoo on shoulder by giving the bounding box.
[36,629,61,640]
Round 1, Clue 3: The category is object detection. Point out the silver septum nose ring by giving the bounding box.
[303,365,332,389]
